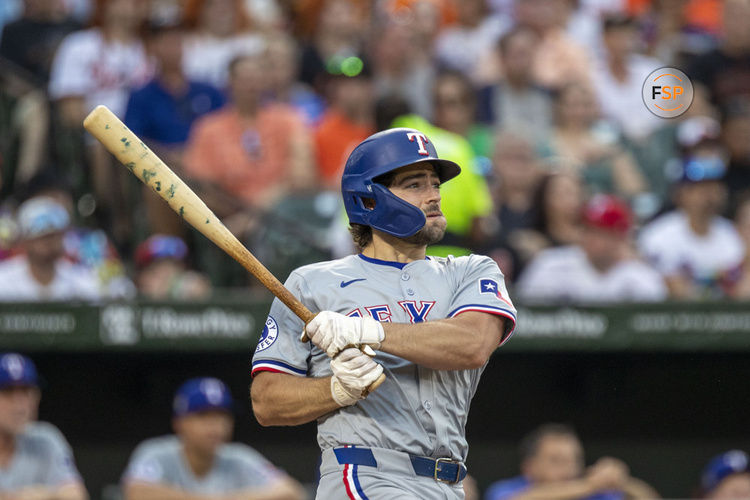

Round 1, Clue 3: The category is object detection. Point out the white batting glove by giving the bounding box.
[305,311,385,358]
[330,347,384,407]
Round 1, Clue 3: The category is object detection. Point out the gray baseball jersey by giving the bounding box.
[251,253,516,461]
[0,421,82,491]
[122,435,284,493]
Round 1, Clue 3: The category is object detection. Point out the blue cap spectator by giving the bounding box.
[172,377,234,417]
[16,197,69,240]
[701,450,750,499]
[0,352,38,389]
[668,154,727,185]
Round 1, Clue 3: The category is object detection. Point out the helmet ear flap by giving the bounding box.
[365,184,426,237]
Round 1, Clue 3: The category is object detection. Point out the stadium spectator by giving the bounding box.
[48,0,151,247]
[0,352,88,499]
[124,20,225,161]
[699,450,750,499]
[516,194,666,303]
[0,0,79,195]
[0,0,79,84]
[515,0,595,90]
[0,196,100,301]
[19,170,135,299]
[265,32,326,127]
[490,132,543,236]
[484,423,659,500]
[122,377,304,500]
[182,0,263,90]
[0,64,50,199]
[314,62,374,190]
[543,83,646,198]
[297,0,369,95]
[433,0,509,80]
[371,15,436,120]
[638,154,744,299]
[124,18,225,235]
[687,0,750,110]
[524,169,585,256]
[183,51,314,227]
[477,26,554,144]
[432,70,492,159]
[721,103,750,213]
[591,15,664,142]
[639,0,716,67]
[562,0,623,58]
[630,114,719,218]
[49,0,150,127]
[480,132,543,280]
[135,234,211,300]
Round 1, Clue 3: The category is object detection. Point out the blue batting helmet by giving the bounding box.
[341,128,461,237]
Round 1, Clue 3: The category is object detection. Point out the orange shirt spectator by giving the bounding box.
[183,52,314,214]
[184,104,307,207]
[314,71,374,189]
[315,110,373,187]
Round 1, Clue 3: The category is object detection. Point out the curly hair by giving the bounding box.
[349,223,372,252]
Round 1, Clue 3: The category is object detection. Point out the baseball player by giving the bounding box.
[251,128,517,499]
[0,352,88,499]
[122,377,305,500]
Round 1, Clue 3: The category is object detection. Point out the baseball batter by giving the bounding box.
[251,128,516,500]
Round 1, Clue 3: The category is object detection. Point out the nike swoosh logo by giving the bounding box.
[340,278,367,288]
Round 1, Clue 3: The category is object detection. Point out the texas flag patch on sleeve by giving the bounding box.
[479,278,513,307]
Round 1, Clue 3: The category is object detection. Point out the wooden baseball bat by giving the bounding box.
[83,105,385,391]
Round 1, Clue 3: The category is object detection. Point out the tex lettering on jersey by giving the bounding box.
[347,302,435,323]
[397,300,435,323]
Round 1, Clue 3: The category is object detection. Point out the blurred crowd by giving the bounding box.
[0,0,749,304]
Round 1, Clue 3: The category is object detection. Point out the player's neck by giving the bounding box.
[181,444,215,478]
[363,234,426,263]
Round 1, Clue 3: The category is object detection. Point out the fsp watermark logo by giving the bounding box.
[642,67,693,118]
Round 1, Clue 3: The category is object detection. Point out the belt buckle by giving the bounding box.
[434,457,461,484]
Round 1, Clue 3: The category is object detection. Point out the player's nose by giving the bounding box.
[425,184,441,204]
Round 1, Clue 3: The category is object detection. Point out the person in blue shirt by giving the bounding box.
[124,18,225,234]
[125,20,225,153]
[485,424,658,500]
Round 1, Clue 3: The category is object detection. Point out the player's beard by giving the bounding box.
[403,205,447,246]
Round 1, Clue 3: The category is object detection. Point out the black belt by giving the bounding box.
[333,447,467,484]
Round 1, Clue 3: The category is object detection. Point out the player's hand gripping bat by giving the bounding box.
[83,105,385,393]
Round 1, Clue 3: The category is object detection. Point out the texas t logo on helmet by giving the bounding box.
[341,128,461,238]
[406,132,430,156]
